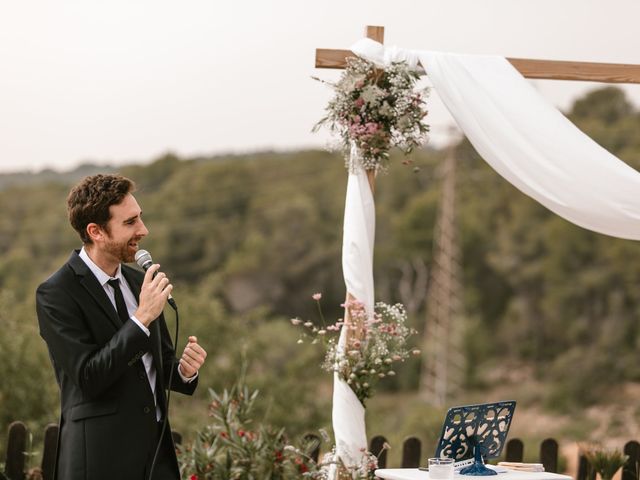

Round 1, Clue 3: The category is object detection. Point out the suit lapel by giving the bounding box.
[68,251,121,331]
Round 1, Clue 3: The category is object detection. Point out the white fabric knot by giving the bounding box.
[350,37,421,70]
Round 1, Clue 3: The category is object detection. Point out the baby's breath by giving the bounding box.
[293,294,420,406]
[313,57,430,173]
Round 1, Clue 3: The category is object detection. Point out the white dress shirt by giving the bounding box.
[78,247,194,420]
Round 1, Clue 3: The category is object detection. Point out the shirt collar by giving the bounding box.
[79,246,124,286]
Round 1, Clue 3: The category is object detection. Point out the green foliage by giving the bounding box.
[582,445,628,480]
[178,364,321,479]
[0,292,58,445]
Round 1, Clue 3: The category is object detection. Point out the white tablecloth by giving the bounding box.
[374,469,572,480]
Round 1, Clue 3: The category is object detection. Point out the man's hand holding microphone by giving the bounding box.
[134,250,207,379]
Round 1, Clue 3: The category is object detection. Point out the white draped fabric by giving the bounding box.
[351,38,640,240]
[331,148,375,476]
[330,38,640,478]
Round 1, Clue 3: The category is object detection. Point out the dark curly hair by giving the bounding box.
[67,174,136,244]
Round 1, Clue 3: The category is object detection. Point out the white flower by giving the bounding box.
[361,85,384,105]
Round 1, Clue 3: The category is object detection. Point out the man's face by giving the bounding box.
[101,193,149,263]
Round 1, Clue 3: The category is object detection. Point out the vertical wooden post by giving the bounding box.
[369,435,388,469]
[623,441,640,480]
[363,25,383,195]
[365,26,385,44]
[577,453,595,480]
[5,421,27,480]
[539,438,559,473]
[401,437,422,468]
[343,25,385,335]
[41,423,59,480]
[505,438,524,462]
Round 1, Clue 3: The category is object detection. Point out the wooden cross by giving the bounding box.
[320,26,640,395]
[316,25,640,84]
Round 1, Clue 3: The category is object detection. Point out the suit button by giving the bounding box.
[138,371,146,380]
[143,406,151,414]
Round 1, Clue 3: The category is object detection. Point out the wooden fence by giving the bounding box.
[3,421,640,480]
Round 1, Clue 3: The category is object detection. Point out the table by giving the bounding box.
[374,469,573,480]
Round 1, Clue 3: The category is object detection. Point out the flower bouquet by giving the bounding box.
[292,294,419,407]
[313,56,429,172]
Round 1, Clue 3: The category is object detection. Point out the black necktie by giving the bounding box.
[107,278,129,325]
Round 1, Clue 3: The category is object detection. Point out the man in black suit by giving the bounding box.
[36,174,207,480]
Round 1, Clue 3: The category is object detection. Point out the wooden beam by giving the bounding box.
[508,57,640,84]
[315,37,640,84]
[365,25,385,43]
[315,48,354,69]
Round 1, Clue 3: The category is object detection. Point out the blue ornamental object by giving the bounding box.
[459,436,496,476]
[433,401,517,476]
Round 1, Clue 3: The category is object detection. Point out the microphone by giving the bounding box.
[135,249,177,310]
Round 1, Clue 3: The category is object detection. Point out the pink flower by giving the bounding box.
[312,292,322,301]
[355,97,365,108]
[365,122,379,134]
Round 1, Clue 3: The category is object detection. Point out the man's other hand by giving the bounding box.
[178,336,207,379]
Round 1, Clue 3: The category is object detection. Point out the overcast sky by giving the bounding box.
[1,0,639,173]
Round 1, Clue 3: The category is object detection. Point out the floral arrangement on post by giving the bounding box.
[292,293,419,406]
[313,56,430,173]
[581,444,629,480]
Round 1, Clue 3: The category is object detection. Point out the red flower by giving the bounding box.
[190,475,199,480]
[294,457,309,473]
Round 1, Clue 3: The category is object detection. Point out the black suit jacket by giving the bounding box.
[36,250,197,480]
